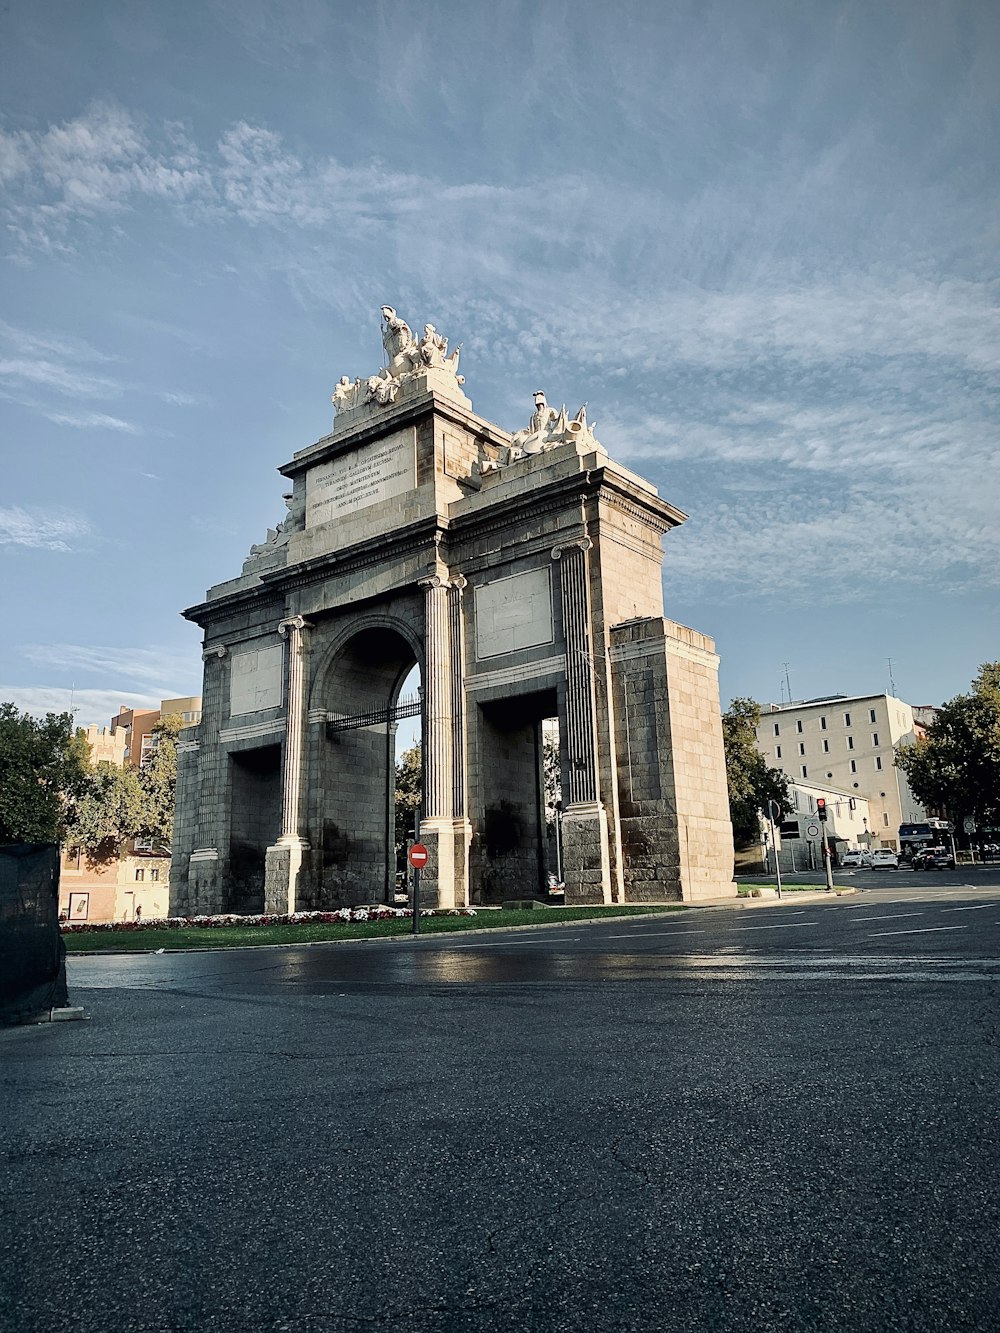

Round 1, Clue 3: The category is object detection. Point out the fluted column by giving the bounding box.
[277,615,311,845]
[553,539,598,805]
[419,575,452,819]
[448,574,467,816]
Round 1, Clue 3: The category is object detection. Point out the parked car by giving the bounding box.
[842,847,874,869]
[912,846,955,870]
[869,849,899,870]
[841,849,871,868]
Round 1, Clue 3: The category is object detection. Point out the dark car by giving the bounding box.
[912,846,955,870]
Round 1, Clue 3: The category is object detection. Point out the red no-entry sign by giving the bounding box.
[408,842,429,868]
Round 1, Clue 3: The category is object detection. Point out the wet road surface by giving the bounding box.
[3,881,999,1332]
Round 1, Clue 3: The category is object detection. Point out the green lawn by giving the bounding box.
[63,905,686,953]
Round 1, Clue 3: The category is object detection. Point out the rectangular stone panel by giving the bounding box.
[305,427,416,528]
[474,567,553,660]
[230,645,284,716]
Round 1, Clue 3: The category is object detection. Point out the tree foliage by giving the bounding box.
[0,705,91,844]
[895,663,1000,829]
[722,698,792,847]
[134,713,183,849]
[65,760,144,860]
[394,741,422,861]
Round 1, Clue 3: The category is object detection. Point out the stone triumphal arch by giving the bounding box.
[170,309,735,914]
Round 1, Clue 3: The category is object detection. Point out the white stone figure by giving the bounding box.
[365,371,401,405]
[332,308,468,420]
[381,306,417,368]
[506,392,602,460]
[243,492,305,572]
[418,324,448,368]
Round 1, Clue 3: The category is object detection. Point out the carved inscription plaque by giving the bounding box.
[306,427,416,527]
[475,568,554,659]
[230,645,283,716]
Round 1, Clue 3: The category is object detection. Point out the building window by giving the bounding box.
[796,720,803,734]
[135,869,144,882]
[872,732,879,746]
[801,765,808,778]
[869,708,877,724]
[847,736,854,750]
[850,760,857,773]
[773,723,780,736]
[820,715,827,730]
[775,746,782,759]
[798,742,806,756]
[822,738,830,753]
[150,868,160,882]
[844,712,852,726]
[849,798,856,811]
[808,796,815,812]
[875,756,883,770]
[883,813,890,827]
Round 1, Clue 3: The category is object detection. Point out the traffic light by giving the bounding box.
[816,798,828,823]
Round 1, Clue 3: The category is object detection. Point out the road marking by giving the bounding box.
[729,922,818,931]
[868,926,968,937]
[854,912,925,922]
[941,904,994,912]
[607,929,707,938]
[448,937,581,948]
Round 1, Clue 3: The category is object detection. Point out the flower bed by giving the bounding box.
[60,906,477,934]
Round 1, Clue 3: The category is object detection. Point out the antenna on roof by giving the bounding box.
[887,658,897,696]
[783,662,792,704]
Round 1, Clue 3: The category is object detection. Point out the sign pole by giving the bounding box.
[410,814,425,936]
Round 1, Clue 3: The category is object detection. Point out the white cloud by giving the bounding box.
[41,409,142,433]
[0,686,161,730]
[21,643,198,694]
[0,507,91,552]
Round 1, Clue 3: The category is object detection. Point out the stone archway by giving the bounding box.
[311,623,420,907]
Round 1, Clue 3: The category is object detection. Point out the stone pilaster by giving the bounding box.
[553,539,611,904]
[419,577,452,820]
[265,616,312,914]
[416,574,472,908]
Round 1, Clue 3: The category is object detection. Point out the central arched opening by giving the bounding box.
[317,625,421,906]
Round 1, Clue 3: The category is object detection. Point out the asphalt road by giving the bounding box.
[3,874,1000,1333]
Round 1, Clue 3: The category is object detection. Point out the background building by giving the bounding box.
[59,696,202,924]
[755,693,927,851]
[764,779,871,874]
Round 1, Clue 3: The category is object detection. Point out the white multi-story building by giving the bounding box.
[755,693,927,850]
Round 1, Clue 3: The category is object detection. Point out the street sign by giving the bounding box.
[963,816,977,835]
[768,800,783,824]
[806,823,821,838]
[408,842,429,869]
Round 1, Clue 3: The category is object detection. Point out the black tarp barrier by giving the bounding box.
[0,843,68,1025]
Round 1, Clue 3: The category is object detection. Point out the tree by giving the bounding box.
[64,761,144,860]
[0,705,91,844]
[134,713,183,850]
[895,663,1000,830]
[722,698,792,847]
[394,741,422,862]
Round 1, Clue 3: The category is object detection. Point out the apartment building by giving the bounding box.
[755,693,927,850]
[112,695,202,768]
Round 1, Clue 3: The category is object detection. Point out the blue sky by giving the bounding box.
[1,0,997,727]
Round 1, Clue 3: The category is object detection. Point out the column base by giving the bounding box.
[264,840,311,915]
[561,802,612,905]
[416,817,472,909]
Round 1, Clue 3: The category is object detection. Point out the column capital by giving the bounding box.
[278,615,312,637]
[551,537,593,560]
[449,573,468,591]
[202,644,227,660]
[418,574,446,591]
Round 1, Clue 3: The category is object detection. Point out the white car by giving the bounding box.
[869,849,899,870]
[841,849,870,868]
